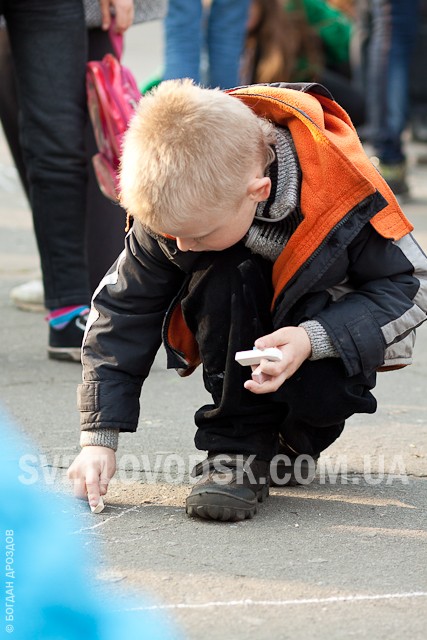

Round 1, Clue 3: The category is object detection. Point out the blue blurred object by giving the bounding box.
[0,408,180,640]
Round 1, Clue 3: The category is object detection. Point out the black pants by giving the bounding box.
[1,0,90,309]
[181,244,377,460]
[0,13,126,301]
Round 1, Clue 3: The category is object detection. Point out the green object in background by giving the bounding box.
[140,71,162,95]
[285,0,352,65]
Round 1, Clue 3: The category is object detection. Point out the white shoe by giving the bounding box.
[10,279,45,312]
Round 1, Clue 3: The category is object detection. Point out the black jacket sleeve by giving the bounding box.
[78,222,186,432]
[314,225,427,376]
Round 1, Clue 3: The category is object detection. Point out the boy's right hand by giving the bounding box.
[68,446,116,510]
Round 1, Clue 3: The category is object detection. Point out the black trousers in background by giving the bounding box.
[181,244,378,461]
[0,20,126,299]
[1,0,90,309]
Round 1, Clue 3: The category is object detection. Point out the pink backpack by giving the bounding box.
[86,52,141,201]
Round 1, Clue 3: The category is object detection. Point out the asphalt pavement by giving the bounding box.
[0,20,426,640]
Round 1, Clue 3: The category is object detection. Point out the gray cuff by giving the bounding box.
[299,320,340,361]
[80,428,120,451]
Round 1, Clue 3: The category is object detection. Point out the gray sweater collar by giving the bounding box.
[255,126,301,222]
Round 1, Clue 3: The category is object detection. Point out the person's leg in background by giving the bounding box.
[0,26,28,199]
[383,0,419,165]
[207,0,251,88]
[356,0,420,195]
[0,25,43,312]
[0,22,127,311]
[4,0,91,360]
[163,0,203,82]
[350,0,370,92]
[409,0,427,144]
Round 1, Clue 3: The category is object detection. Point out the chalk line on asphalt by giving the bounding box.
[122,591,427,611]
[72,505,140,533]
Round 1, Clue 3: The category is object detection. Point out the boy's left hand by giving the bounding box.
[244,326,312,395]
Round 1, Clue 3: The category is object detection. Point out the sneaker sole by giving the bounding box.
[11,300,45,313]
[48,347,82,362]
[186,484,269,522]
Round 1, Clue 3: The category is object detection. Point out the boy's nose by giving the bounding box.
[176,237,195,252]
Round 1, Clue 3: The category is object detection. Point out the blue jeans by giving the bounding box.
[164,0,251,89]
[1,0,91,309]
[353,0,419,164]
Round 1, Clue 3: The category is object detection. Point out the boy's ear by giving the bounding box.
[248,176,271,203]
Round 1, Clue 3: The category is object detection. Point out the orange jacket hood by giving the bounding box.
[228,84,412,305]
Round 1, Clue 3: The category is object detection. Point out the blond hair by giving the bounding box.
[119,79,275,232]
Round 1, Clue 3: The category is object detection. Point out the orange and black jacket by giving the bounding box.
[79,83,427,434]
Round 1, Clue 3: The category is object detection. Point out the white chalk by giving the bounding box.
[235,347,283,366]
[251,367,269,385]
[90,497,105,514]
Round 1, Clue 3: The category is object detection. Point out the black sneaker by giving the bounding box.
[270,439,318,487]
[186,454,269,522]
[48,309,89,362]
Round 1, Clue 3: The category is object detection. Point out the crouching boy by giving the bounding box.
[68,80,427,522]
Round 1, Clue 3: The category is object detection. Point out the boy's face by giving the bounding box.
[161,172,271,253]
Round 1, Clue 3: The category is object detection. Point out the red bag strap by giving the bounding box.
[108,17,124,60]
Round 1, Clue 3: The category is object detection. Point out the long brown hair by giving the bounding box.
[241,0,325,84]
